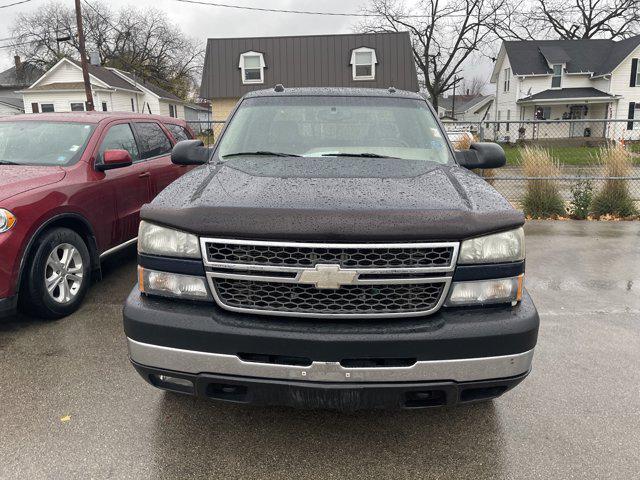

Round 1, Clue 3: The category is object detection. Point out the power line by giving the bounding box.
[0,0,36,9]
[167,0,469,18]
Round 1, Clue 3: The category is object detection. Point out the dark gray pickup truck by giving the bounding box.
[123,87,538,409]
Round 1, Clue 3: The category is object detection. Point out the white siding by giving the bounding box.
[159,100,185,119]
[32,60,110,89]
[22,90,143,114]
[609,44,640,122]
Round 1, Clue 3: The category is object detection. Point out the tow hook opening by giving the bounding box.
[404,390,447,408]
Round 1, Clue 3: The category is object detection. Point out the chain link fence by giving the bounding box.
[186,120,226,147]
[443,119,640,217]
[186,118,639,217]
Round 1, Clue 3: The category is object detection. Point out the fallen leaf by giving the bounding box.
[60,415,71,422]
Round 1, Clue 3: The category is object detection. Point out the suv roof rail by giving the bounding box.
[274,84,285,92]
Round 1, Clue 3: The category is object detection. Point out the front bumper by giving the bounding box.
[124,288,539,409]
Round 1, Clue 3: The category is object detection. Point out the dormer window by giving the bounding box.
[239,51,265,84]
[351,47,377,81]
[551,64,562,88]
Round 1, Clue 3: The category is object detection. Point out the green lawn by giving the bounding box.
[501,145,610,166]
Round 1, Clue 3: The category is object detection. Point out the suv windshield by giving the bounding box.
[0,121,95,166]
[217,96,452,164]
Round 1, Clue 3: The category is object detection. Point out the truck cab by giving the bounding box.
[123,87,538,409]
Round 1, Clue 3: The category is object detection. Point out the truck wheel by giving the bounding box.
[20,228,91,320]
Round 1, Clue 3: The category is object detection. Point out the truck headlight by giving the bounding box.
[0,209,16,233]
[138,221,200,258]
[458,228,524,264]
[138,267,212,301]
[445,276,523,307]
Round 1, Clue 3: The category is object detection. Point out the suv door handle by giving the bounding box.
[138,171,151,178]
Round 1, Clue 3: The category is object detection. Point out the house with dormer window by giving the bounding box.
[491,36,640,139]
[200,32,419,121]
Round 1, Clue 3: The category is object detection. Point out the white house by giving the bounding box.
[438,94,494,122]
[20,57,187,118]
[490,36,640,140]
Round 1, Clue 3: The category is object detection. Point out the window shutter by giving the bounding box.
[627,102,635,130]
[631,59,638,87]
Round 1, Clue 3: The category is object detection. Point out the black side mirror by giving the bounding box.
[171,139,209,165]
[455,142,506,169]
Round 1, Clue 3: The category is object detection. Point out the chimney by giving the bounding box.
[14,55,23,83]
[89,51,101,67]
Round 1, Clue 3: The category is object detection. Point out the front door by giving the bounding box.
[568,105,587,137]
[96,122,150,244]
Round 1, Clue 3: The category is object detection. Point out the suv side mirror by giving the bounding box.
[97,149,133,171]
[171,139,209,165]
[455,142,506,169]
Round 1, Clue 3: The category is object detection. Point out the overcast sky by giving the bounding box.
[0,0,493,92]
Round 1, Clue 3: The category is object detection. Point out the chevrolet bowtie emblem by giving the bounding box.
[298,264,358,289]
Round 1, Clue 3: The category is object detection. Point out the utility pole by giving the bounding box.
[74,0,94,111]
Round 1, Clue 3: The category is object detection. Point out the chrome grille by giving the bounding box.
[204,242,454,269]
[214,279,447,316]
[201,238,459,318]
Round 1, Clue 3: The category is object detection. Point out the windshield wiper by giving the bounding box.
[222,151,301,158]
[320,152,399,159]
[0,160,21,165]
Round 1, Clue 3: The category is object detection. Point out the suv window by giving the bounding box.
[132,122,172,159]
[165,123,193,142]
[99,123,139,162]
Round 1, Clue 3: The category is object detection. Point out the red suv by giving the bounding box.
[0,112,195,319]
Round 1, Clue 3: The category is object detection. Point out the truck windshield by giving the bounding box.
[217,96,453,164]
[0,121,95,166]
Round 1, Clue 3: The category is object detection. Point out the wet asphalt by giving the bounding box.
[0,220,639,480]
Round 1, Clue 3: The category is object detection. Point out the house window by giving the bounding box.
[351,47,377,80]
[131,98,136,112]
[70,102,85,112]
[239,51,265,84]
[102,102,108,112]
[41,104,54,113]
[503,68,510,92]
[535,105,551,120]
[551,64,562,88]
[506,109,511,131]
[169,104,177,118]
[31,103,39,113]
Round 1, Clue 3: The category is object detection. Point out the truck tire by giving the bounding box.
[20,227,91,320]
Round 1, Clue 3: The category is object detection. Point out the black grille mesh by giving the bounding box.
[205,243,454,269]
[214,279,446,315]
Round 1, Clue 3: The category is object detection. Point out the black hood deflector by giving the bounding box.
[142,158,524,241]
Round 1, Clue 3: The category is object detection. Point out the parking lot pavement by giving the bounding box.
[1,220,639,480]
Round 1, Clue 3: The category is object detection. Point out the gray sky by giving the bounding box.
[0,0,494,92]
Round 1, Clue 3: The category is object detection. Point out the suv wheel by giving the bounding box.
[21,228,91,319]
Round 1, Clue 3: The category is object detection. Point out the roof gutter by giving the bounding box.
[517,95,620,105]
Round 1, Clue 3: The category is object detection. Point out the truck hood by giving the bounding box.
[142,157,524,241]
[0,165,67,202]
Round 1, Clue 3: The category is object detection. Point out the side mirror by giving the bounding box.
[97,149,133,171]
[171,139,209,165]
[455,142,506,169]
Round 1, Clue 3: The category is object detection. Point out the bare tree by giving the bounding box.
[462,75,488,95]
[360,0,504,110]
[495,0,640,40]
[11,1,203,98]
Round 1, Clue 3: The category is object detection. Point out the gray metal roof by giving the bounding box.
[517,87,614,103]
[504,36,640,76]
[201,32,419,99]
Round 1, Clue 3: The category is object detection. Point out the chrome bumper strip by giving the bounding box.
[127,338,534,383]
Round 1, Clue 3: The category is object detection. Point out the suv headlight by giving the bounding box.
[458,228,524,264]
[0,209,16,233]
[138,221,201,258]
